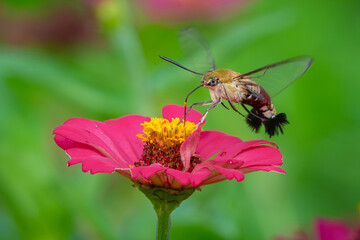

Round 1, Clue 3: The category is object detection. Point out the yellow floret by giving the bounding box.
[136,117,197,147]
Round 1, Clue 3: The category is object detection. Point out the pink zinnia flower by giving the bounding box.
[315,218,360,240]
[53,104,285,189]
[135,0,249,22]
[275,217,360,240]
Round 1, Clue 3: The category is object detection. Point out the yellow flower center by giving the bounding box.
[136,117,197,147]
[134,117,201,172]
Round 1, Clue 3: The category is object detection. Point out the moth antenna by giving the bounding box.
[159,56,204,75]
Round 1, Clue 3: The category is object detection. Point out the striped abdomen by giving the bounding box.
[241,83,276,120]
[239,80,289,137]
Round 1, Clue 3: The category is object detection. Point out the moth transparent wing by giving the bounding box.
[238,56,313,97]
[178,27,216,74]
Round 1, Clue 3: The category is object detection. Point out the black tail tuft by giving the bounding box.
[264,113,289,137]
[246,108,262,133]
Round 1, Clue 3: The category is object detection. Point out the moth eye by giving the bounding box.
[208,77,218,85]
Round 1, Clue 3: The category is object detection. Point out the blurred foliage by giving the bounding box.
[0,0,360,239]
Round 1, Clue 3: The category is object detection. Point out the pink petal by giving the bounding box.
[115,168,151,185]
[209,166,245,182]
[180,128,201,171]
[53,119,122,164]
[315,218,352,240]
[204,139,277,163]
[66,147,101,159]
[196,130,243,160]
[192,139,285,184]
[236,146,283,167]
[192,159,245,184]
[228,139,278,154]
[103,115,150,164]
[201,158,245,169]
[199,174,228,186]
[166,167,211,187]
[162,104,204,125]
[53,115,149,174]
[130,164,165,179]
[54,135,123,173]
[66,147,110,166]
[197,169,236,186]
[81,156,120,174]
[54,134,92,150]
[245,165,286,174]
[189,167,212,187]
[165,168,191,186]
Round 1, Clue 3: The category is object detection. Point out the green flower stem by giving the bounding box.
[154,202,172,240]
[138,186,195,240]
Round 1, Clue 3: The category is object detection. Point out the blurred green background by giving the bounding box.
[0,0,359,239]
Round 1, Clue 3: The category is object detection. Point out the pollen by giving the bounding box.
[134,117,201,171]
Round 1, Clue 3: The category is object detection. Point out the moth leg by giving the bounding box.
[179,100,214,124]
[241,103,265,120]
[221,102,230,110]
[196,99,222,128]
[240,103,251,114]
[227,100,249,119]
[220,82,248,119]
